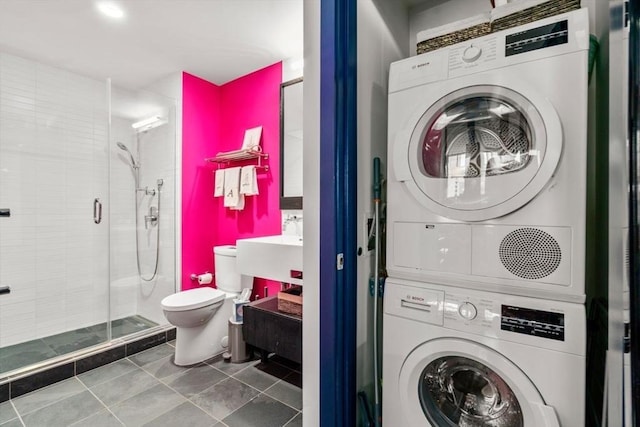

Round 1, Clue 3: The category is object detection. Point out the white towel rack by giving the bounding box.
[205,147,269,171]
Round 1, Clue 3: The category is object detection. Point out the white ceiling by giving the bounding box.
[0,0,304,90]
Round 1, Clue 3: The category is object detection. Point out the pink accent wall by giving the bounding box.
[182,72,221,290]
[182,63,283,297]
[215,63,282,246]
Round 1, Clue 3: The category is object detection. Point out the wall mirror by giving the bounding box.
[280,77,304,209]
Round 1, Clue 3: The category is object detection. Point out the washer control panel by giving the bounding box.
[444,293,496,335]
[501,305,565,341]
[384,279,580,353]
[443,292,566,342]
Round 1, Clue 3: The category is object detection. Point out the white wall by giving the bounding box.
[355,0,409,418]
[0,52,110,346]
[302,0,320,425]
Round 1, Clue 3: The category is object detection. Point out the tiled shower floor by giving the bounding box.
[0,342,302,427]
[0,316,158,375]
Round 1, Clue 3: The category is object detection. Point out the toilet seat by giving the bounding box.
[161,287,225,312]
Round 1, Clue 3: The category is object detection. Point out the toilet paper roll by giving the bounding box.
[197,273,213,285]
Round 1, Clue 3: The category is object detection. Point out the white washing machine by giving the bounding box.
[387,9,590,303]
[382,278,586,426]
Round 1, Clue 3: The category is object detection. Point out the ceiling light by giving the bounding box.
[97,2,124,19]
[132,116,166,132]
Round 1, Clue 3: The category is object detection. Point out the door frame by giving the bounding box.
[319,0,358,425]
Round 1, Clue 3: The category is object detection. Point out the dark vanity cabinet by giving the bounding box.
[243,296,302,364]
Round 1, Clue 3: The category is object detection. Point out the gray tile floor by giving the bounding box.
[0,316,158,375]
[0,342,302,427]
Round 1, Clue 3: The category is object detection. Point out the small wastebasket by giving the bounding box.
[228,317,251,363]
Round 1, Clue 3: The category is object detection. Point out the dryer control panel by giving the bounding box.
[448,38,498,72]
[505,19,568,57]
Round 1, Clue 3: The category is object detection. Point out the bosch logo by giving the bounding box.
[406,295,424,302]
[411,62,430,70]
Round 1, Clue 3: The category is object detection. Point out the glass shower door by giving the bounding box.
[109,87,176,337]
[0,52,110,376]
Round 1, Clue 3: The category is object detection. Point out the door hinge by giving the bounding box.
[624,322,631,353]
[337,253,344,270]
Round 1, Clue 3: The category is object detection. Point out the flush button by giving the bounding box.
[458,302,478,320]
[462,45,482,63]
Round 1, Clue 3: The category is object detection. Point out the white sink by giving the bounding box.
[236,235,303,285]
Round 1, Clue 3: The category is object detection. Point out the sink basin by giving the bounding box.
[236,235,303,285]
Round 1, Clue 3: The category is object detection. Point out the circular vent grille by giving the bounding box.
[499,228,561,280]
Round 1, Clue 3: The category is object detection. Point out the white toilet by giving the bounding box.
[161,245,253,366]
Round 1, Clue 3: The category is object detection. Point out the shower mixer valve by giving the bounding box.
[145,206,158,229]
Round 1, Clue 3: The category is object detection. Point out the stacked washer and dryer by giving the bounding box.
[383,9,591,427]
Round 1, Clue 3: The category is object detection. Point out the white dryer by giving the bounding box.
[387,9,590,303]
[382,278,586,426]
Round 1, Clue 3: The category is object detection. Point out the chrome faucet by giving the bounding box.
[283,215,303,237]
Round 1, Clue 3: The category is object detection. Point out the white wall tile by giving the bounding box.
[0,52,109,345]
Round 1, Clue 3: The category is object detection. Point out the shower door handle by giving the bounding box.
[93,198,102,224]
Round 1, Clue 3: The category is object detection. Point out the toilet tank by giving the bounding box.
[213,245,253,293]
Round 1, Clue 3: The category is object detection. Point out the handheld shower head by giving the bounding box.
[116,142,139,169]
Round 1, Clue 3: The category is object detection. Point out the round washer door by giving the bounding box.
[398,338,560,426]
[394,78,562,222]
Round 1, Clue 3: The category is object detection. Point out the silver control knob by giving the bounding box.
[458,302,478,320]
[462,45,482,63]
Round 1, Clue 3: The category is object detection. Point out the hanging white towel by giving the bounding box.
[231,194,245,211]
[240,165,259,196]
[213,169,225,197]
[223,167,242,208]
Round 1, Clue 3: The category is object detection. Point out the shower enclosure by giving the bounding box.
[0,52,177,378]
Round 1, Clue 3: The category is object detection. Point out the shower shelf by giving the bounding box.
[206,148,269,171]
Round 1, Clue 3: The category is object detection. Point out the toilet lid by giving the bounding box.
[161,287,225,311]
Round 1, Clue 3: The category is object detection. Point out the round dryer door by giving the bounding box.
[398,83,562,221]
[398,338,560,426]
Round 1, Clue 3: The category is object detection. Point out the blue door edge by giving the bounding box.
[319,0,358,425]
